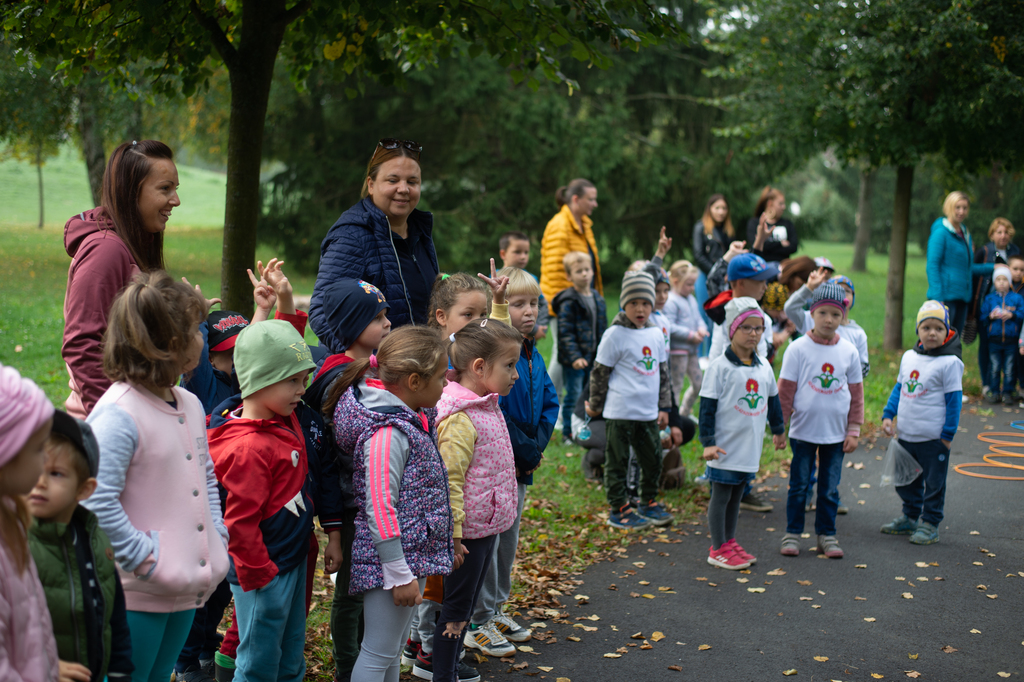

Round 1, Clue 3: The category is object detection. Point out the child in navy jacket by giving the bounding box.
[980,265,1024,403]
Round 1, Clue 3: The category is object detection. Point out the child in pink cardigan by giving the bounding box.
[0,364,60,680]
[431,319,522,681]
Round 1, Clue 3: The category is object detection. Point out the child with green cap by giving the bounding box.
[208,319,319,682]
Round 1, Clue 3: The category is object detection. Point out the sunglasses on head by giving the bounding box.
[376,138,422,156]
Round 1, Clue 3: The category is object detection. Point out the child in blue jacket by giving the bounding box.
[463,267,559,656]
[980,265,1024,403]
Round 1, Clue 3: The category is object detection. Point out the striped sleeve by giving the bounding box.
[362,426,411,564]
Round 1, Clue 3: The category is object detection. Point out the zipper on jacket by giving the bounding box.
[385,216,415,320]
[62,528,83,663]
[83,523,106,667]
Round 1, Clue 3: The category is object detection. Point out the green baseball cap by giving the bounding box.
[234,320,316,399]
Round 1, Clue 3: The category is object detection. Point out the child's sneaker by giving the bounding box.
[909,521,939,545]
[817,535,844,559]
[401,638,422,667]
[464,622,516,657]
[491,612,532,642]
[636,501,674,527]
[725,539,756,565]
[1003,393,1016,405]
[779,533,800,556]
[214,652,235,682]
[740,491,773,512]
[413,652,482,681]
[707,544,751,570]
[880,515,918,535]
[607,505,652,530]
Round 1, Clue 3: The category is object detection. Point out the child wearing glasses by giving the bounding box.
[699,298,786,569]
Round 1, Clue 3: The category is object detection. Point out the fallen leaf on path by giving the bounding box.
[987,594,999,599]
[908,653,918,659]
[970,629,981,634]
[474,653,487,664]
[854,462,865,469]
[934,576,944,581]
[767,568,786,576]
[902,593,913,599]
[572,624,597,632]
[800,597,814,601]
[698,644,711,651]
[511,662,528,670]
[905,671,921,678]
[998,673,1011,678]
[818,590,826,595]
[603,653,621,659]
[811,604,822,608]
[895,576,906,581]
[630,632,644,639]
[566,636,580,642]
[856,564,867,569]
[642,594,655,599]
[651,631,665,642]
[638,580,650,586]
[855,596,867,601]
[814,656,829,662]
[859,483,871,488]
[556,678,571,682]
[800,533,811,538]
[518,645,534,652]
[667,665,682,672]
[748,587,766,593]
[574,594,589,601]
[864,617,877,622]
[871,674,884,679]
[632,562,646,568]
[797,580,813,586]
[858,500,867,504]
[969,530,980,535]
[736,578,749,583]
[766,527,776,532]
[694,577,707,581]
[708,583,718,587]
[629,592,640,598]
[782,670,797,676]
[941,645,957,653]
[585,614,600,621]
[537,667,553,673]
[640,643,653,650]
[915,561,929,567]
[977,584,987,590]
[658,586,673,591]
[740,569,752,574]
[917,577,928,581]
[973,561,984,566]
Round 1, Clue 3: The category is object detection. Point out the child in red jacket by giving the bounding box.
[208,320,320,682]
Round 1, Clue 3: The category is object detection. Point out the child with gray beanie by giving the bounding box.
[586,271,673,530]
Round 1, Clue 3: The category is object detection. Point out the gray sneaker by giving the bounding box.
[740,491,773,512]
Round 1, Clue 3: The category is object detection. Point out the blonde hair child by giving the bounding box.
[663,260,709,415]
[84,271,230,682]
[0,364,60,677]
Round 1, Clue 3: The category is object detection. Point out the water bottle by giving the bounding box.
[659,427,672,442]
[577,416,592,442]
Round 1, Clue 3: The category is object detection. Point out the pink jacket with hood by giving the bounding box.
[62,209,141,418]
[0,524,60,681]
[435,382,518,539]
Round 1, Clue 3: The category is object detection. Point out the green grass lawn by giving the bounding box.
[0,171,979,678]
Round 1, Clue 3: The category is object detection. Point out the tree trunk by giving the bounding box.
[851,169,875,272]
[36,145,44,229]
[217,2,292,313]
[883,165,914,351]
[76,71,106,207]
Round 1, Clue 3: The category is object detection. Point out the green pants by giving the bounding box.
[605,419,661,509]
[330,507,364,676]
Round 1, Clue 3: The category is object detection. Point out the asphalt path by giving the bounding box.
[467,406,1024,682]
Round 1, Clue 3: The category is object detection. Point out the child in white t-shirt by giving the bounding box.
[784,268,870,377]
[880,301,964,546]
[778,282,864,560]
[699,298,786,570]
[586,271,671,530]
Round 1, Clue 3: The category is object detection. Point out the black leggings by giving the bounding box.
[708,482,745,550]
[432,535,497,681]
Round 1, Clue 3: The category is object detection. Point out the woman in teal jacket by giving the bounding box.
[926,191,993,333]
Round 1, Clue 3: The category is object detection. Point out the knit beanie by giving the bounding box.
[0,364,54,467]
[620,270,656,308]
[51,410,100,478]
[234,320,317,399]
[993,265,1012,285]
[724,297,765,339]
[829,275,855,310]
[318,279,391,354]
[916,300,950,331]
[810,281,848,318]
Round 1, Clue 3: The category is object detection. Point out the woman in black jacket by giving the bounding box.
[691,194,734,356]
[746,185,798,263]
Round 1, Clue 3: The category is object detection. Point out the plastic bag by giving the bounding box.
[880,438,924,487]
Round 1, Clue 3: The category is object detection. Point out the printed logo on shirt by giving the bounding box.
[661,325,669,348]
[809,362,846,394]
[633,345,658,375]
[901,369,928,399]
[734,378,767,417]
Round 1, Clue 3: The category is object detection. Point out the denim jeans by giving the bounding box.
[895,439,951,526]
[989,340,1017,395]
[786,438,845,536]
[561,365,589,436]
[941,300,969,334]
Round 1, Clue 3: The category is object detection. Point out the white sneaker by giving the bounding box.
[463,622,515,657]
[490,612,531,642]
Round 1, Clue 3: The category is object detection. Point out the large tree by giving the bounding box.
[705,0,1024,349]
[3,0,680,312]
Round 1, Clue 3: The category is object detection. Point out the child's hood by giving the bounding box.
[436,381,499,422]
[913,329,963,359]
[610,310,657,330]
[702,289,734,325]
[207,397,304,450]
[550,286,593,315]
[332,378,428,454]
[305,354,354,415]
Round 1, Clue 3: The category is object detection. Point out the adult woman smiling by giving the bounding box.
[973,217,1019,384]
[62,140,182,418]
[926,191,992,333]
[309,139,439,342]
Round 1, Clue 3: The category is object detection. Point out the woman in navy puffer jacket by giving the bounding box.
[310,140,439,339]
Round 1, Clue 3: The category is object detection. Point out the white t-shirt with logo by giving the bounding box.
[595,324,667,421]
[894,350,964,442]
[651,310,672,354]
[700,354,779,473]
[780,335,863,443]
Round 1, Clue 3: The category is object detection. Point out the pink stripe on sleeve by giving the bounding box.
[369,427,400,540]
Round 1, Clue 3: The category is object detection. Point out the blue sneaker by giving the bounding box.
[909,521,939,545]
[880,515,918,535]
[636,501,674,527]
[608,505,652,530]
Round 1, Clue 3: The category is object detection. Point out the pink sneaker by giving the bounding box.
[707,544,751,570]
[726,539,757,565]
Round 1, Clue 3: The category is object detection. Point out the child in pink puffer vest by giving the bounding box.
[431,319,522,682]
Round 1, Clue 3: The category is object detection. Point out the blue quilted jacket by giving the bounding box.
[310,198,439,339]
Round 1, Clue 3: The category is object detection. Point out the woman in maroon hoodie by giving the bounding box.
[62,140,182,418]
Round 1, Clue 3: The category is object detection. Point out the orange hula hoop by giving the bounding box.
[954,432,1024,480]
